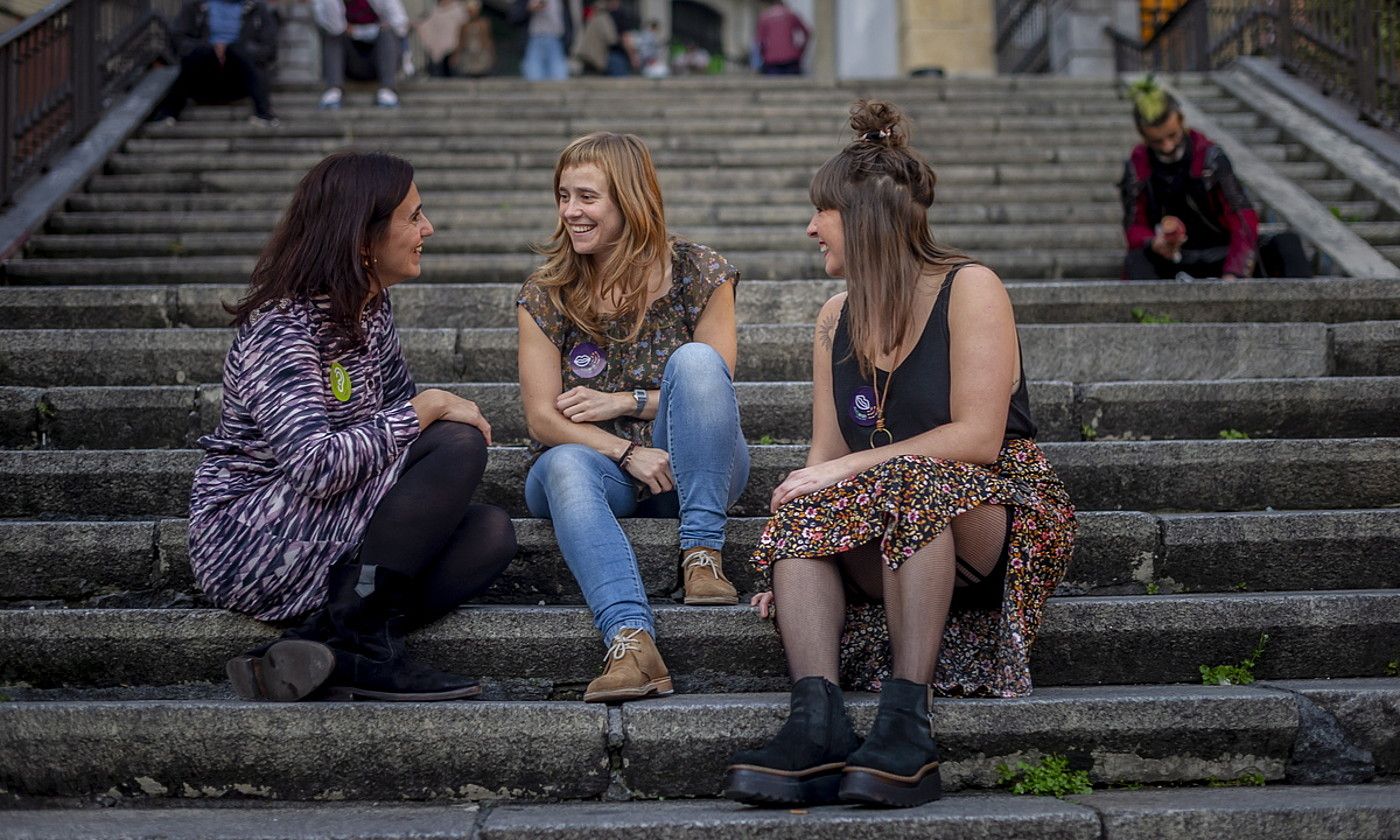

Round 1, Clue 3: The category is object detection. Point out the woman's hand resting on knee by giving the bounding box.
[750,590,774,620]
[623,446,674,495]
[410,389,493,444]
[557,386,632,423]
[769,460,852,513]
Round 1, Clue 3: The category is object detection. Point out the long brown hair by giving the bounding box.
[229,150,415,346]
[530,132,671,343]
[810,100,968,378]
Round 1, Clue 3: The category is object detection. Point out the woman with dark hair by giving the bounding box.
[517,132,748,703]
[723,102,1076,807]
[189,150,516,702]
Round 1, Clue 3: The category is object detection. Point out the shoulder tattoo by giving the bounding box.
[817,310,838,352]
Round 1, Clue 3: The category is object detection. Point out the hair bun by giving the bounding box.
[849,100,908,148]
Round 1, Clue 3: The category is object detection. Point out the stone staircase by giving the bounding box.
[1,74,1398,837]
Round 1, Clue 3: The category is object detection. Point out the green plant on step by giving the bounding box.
[1218,429,1250,440]
[1200,634,1269,686]
[1207,770,1266,787]
[1131,307,1177,324]
[995,754,1092,797]
[1080,424,1098,441]
[756,434,776,446]
[1386,659,1398,677]
[1232,581,1248,591]
[1145,581,1161,595]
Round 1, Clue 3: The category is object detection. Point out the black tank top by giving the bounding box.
[832,264,1037,452]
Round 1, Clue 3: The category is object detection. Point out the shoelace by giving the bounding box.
[684,550,723,579]
[603,629,643,663]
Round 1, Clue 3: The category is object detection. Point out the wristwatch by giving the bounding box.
[633,388,648,416]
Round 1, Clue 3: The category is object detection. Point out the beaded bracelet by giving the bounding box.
[615,441,639,469]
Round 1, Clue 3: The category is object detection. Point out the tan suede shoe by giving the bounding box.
[583,628,674,703]
[681,547,739,605]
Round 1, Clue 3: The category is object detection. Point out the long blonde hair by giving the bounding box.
[531,132,671,343]
[811,100,969,378]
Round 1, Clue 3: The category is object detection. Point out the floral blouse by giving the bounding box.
[517,239,739,455]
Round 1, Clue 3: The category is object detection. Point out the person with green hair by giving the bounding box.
[1119,77,1311,280]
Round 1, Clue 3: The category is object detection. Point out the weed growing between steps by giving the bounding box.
[1219,429,1251,440]
[1387,659,1398,677]
[1200,634,1270,686]
[995,754,1092,797]
[1207,770,1267,787]
[1130,307,1177,324]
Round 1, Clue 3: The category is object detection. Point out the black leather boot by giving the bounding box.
[226,607,334,701]
[839,677,943,807]
[319,561,481,701]
[724,676,861,805]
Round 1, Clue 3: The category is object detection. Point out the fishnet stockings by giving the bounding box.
[774,504,1010,684]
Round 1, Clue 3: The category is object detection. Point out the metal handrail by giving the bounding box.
[1,0,171,207]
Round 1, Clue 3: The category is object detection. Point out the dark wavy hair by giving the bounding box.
[811,100,969,378]
[229,151,415,345]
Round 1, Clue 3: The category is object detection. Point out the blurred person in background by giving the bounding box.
[152,0,280,127]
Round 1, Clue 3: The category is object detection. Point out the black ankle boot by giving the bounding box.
[226,607,335,702]
[839,677,943,807]
[319,562,481,701]
[724,676,861,806]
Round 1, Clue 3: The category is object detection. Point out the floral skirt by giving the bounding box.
[749,438,1076,697]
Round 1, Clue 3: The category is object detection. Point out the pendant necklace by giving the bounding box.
[869,365,894,448]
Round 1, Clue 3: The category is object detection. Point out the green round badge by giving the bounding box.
[329,361,352,402]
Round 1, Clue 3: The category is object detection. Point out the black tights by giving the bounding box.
[773,503,1011,685]
[357,421,517,625]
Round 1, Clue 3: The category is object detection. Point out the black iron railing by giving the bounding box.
[1112,0,1400,132]
[995,0,1051,74]
[1,0,171,206]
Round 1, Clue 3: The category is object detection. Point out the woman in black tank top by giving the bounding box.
[725,101,1078,810]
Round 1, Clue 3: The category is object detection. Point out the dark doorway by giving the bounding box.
[672,0,722,56]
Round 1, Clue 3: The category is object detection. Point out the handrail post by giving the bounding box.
[70,0,96,133]
[1354,0,1377,119]
[1275,0,1292,69]
[1193,0,1210,69]
[0,40,11,202]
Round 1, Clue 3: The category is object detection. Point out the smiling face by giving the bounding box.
[558,164,625,260]
[807,207,846,277]
[370,182,433,289]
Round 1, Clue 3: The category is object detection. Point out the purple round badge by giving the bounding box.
[568,342,606,379]
[849,385,878,427]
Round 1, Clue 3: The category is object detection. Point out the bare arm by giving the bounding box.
[517,306,632,460]
[691,280,738,374]
[807,292,851,467]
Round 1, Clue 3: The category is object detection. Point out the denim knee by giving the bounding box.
[664,342,729,380]
[527,444,607,515]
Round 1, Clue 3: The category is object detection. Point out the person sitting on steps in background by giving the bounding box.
[151,0,280,127]
[1120,76,1312,281]
[190,151,516,703]
[517,132,750,704]
[312,0,409,109]
[724,100,1077,809]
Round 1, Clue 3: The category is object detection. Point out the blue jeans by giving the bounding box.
[522,34,569,81]
[525,343,750,645]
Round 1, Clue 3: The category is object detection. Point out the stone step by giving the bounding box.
[0,438,1394,518]
[1300,179,1366,204]
[5,508,1396,606]
[4,590,1398,692]
[3,680,1396,800]
[33,222,1296,257]
[19,784,1395,840]
[6,278,1396,330]
[0,321,1363,387]
[2,249,1144,283]
[102,144,1293,174]
[47,200,1128,233]
[5,376,1396,451]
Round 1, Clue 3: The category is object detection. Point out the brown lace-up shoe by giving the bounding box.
[681,547,739,605]
[583,628,674,703]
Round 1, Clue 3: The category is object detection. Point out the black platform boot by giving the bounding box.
[318,561,481,701]
[226,607,335,702]
[724,676,861,806]
[839,677,943,807]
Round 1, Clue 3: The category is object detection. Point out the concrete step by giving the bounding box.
[2,249,1144,284]
[5,279,1396,330]
[4,376,1396,451]
[4,589,1398,690]
[1379,245,1400,266]
[5,507,1397,607]
[0,438,1395,519]
[46,200,1128,233]
[3,680,1395,800]
[28,222,1200,258]
[0,321,1361,386]
[20,784,1393,840]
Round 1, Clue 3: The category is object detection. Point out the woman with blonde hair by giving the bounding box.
[724,101,1076,807]
[517,132,749,703]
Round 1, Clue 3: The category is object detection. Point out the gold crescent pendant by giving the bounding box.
[869,427,893,448]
